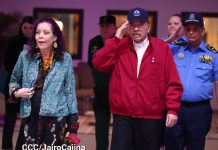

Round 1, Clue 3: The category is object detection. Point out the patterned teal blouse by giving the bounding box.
[9,51,78,118]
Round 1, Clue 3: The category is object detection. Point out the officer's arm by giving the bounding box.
[214,81,218,103]
[163,27,182,43]
[214,81,218,133]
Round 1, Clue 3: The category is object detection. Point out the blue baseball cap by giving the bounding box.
[127,7,148,23]
[184,12,204,27]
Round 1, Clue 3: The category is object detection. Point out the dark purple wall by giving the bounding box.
[1,0,218,65]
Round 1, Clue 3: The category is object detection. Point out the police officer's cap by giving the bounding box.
[99,15,116,24]
[183,12,204,27]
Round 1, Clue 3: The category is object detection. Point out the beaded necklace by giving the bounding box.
[42,51,54,72]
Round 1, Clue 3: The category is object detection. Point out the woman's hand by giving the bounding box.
[65,132,70,137]
[14,87,35,99]
[164,26,182,43]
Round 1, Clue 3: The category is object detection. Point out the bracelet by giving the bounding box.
[11,88,20,99]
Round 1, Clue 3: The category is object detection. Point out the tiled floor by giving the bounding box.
[0,131,218,150]
[0,93,218,150]
[78,111,218,150]
[0,111,218,150]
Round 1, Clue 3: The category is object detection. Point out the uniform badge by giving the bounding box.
[178,53,184,59]
[206,44,218,53]
[199,55,212,64]
[133,10,141,16]
[189,13,195,21]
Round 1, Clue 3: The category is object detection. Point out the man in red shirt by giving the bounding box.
[92,7,183,150]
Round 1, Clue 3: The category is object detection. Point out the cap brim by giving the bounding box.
[128,19,147,23]
[184,21,203,27]
[98,22,116,25]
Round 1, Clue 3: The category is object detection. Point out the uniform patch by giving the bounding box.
[199,55,212,64]
[206,44,218,53]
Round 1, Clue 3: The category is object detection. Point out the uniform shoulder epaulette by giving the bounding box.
[206,44,218,53]
[172,41,187,45]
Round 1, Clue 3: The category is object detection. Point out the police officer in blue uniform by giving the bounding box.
[162,13,187,50]
[165,12,218,150]
[160,13,187,149]
[88,15,117,150]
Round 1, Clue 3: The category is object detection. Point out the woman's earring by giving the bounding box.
[36,45,39,49]
[53,41,58,48]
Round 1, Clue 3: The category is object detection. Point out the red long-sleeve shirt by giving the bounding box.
[92,36,183,119]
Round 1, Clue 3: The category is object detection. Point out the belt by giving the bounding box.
[181,100,210,107]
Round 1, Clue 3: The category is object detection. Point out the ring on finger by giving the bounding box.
[28,93,33,98]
